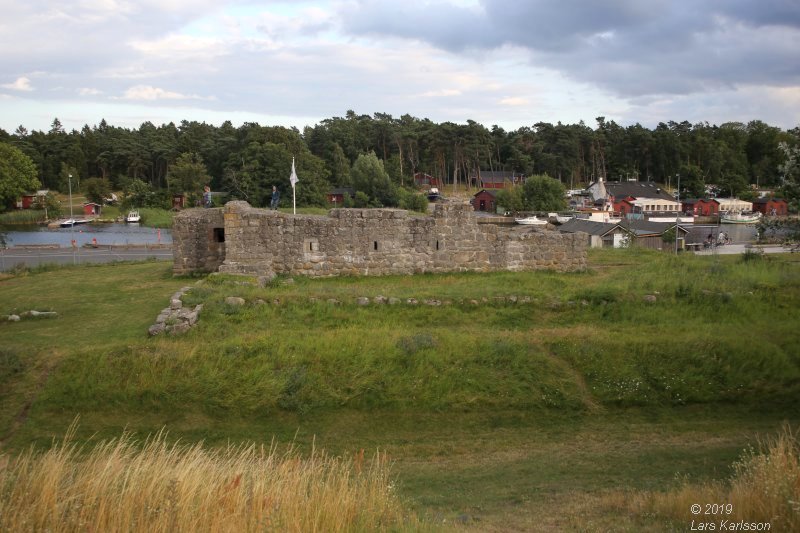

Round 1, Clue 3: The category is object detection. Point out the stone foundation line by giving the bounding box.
[147,286,203,336]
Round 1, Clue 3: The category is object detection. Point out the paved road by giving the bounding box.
[0,247,173,271]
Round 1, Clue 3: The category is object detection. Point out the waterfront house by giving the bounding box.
[716,198,753,213]
[472,189,498,212]
[621,220,689,251]
[413,172,441,188]
[326,187,355,206]
[682,198,720,216]
[752,198,788,216]
[556,218,632,248]
[468,170,524,189]
[82,202,102,216]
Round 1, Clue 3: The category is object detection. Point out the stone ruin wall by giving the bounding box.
[172,208,225,275]
[172,201,587,277]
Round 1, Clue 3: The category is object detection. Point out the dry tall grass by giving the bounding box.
[0,425,420,532]
[631,424,800,530]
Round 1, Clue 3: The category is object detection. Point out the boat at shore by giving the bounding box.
[126,210,141,223]
[59,218,89,228]
[721,212,761,224]
[515,216,548,226]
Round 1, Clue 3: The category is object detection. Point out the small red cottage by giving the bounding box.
[752,198,788,216]
[413,172,441,188]
[472,189,498,212]
[172,193,187,209]
[83,202,102,216]
[326,187,355,205]
[681,198,719,216]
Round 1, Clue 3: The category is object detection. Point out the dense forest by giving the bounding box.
[2,112,799,210]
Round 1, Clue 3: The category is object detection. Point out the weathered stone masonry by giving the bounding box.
[172,201,587,277]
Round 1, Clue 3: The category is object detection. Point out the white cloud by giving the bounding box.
[78,87,103,96]
[120,85,195,100]
[499,97,528,106]
[1,77,33,91]
[418,89,462,97]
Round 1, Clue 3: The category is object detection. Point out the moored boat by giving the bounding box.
[515,216,548,226]
[59,218,89,228]
[721,212,761,224]
[126,210,141,223]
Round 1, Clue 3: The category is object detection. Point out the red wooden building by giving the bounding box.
[83,202,102,216]
[752,198,788,216]
[472,189,498,212]
[413,172,441,188]
[681,198,720,216]
[326,187,355,205]
[172,194,187,209]
[469,170,524,189]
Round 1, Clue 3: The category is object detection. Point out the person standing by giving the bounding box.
[203,185,212,208]
[270,186,280,210]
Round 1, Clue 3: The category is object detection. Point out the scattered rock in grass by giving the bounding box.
[388,297,400,305]
[424,299,441,306]
[148,323,166,336]
[327,298,341,305]
[148,287,203,336]
[406,298,418,305]
[225,296,246,306]
[168,323,191,336]
[357,297,370,306]
[7,314,20,322]
[644,294,657,303]
[255,299,266,305]
[283,277,295,285]
[373,295,387,304]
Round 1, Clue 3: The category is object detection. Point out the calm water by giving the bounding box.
[0,223,172,247]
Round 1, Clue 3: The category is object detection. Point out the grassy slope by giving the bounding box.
[1,250,799,530]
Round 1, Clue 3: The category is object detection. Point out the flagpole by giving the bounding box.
[290,157,298,215]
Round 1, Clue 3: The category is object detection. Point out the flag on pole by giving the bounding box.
[290,157,298,214]
[290,157,299,188]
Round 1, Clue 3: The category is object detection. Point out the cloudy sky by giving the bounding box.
[1,0,799,133]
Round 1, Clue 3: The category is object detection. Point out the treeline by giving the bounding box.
[2,112,799,208]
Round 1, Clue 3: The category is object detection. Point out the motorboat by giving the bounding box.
[721,212,761,224]
[548,213,574,224]
[59,218,89,228]
[427,187,442,201]
[515,216,548,226]
[126,210,141,223]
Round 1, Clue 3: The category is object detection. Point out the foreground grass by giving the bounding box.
[0,425,418,533]
[1,249,799,529]
[627,424,800,531]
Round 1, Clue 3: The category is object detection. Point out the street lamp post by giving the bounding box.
[675,174,680,255]
[69,174,76,265]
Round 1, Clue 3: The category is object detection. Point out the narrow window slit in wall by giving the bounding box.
[213,228,225,243]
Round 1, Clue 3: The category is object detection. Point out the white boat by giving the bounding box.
[60,218,89,228]
[515,216,548,226]
[126,210,141,223]
[548,213,574,224]
[721,212,761,224]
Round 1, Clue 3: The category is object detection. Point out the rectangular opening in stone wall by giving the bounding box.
[304,238,319,252]
[374,241,379,251]
[213,227,225,242]
[436,240,440,250]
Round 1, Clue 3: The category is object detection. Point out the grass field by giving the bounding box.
[1,249,799,530]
